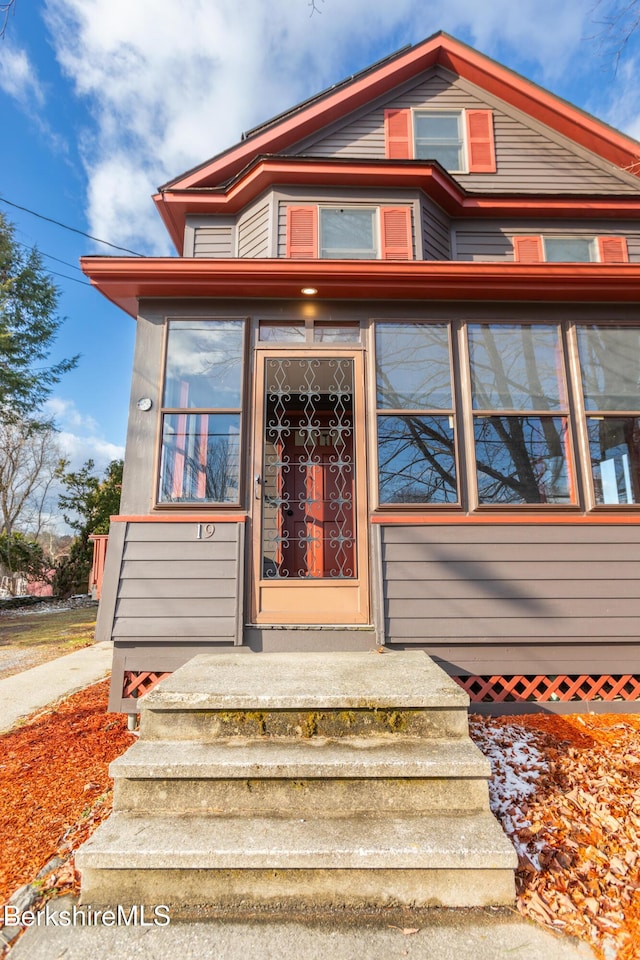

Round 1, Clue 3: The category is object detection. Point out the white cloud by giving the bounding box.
[44,397,124,472]
[42,0,636,254]
[0,41,44,107]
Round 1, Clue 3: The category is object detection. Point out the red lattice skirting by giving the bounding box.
[123,671,172,700]
[455,674,640,703]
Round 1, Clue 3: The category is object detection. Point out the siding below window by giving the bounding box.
[104,522,243,643]
[382,524,640,649]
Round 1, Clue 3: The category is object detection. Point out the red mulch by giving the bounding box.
[0,679,134,904]
[1,682,639,959]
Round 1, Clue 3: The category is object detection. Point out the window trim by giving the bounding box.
[285,203,413,261]
[513,235,629,264]
[384,107,496,173]
[155,318,247,509]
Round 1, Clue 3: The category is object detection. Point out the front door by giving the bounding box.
[251,350,369,623]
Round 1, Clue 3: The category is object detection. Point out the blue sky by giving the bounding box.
[1,0,639,478]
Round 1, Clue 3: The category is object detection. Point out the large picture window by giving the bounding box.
[376,323,457,504]
[158,320,245,504]
[468,324,574,505]
[577,325,640,505]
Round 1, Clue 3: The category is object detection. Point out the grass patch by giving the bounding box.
[0,607,97,652]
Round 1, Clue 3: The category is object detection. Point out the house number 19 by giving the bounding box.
[196,523,215,540]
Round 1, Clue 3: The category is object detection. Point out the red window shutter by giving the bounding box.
[513,236,543,263]
[286,206,318,258]
[466,110,496,173]
[384,109,412,160]
[597,236,629,263]
[380,207,413,260]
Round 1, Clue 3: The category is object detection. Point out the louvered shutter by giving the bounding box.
[380,207,413,260]
[597,236,629,263]
[384,109,412,160]
[286,206,318,258]
[513,236,544,263]
[466,110,496,173]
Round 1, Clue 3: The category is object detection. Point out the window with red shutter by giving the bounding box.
[380,207,413,260]
[513,236,544,263]
[384,109,412,160]
[286,206,318,258]
[466,110,496,173]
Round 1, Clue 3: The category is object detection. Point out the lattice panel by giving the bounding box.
[122,671,172,700]
[455,674,640,703]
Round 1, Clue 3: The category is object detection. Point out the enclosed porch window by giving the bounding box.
[158,320,245,503]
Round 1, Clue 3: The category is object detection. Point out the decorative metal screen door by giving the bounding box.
[251,351,369,624]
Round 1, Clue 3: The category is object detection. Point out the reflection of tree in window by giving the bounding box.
[375,323,457,504]
[469,324,572,505]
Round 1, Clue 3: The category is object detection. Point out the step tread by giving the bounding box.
[142,651,469,711]
[77,812,517,871]
[111,737,490,780]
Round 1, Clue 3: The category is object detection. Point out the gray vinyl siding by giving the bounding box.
[381,524,640,652]
[288,67,639,196]
[237,198,271,258]
[108,521,243,643]
[422,196,451,260]
[193,224,235,258]
[453,220,640,262]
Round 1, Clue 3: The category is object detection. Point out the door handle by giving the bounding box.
[254,474,261,499]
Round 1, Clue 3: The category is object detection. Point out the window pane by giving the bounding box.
[474,416,572,504]
[164,321,243,408]
[587,417,640,504]
[378,415,457,504]
[468,324,565,410]
[159,413,240,503]
[544,238,593,262]
[414,112,463,169]
[259,323,306,342]
[376,323,452,409]
[314,323,360,342]
[577,326,640,411]
[320,209,376,258]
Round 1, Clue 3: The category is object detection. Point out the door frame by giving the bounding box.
[250,346,370,624]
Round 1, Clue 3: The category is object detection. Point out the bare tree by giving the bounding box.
[0,418,63,539]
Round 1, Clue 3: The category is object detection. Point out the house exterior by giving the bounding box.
[83,32,640,715]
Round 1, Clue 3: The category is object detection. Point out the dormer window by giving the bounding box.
[544,237,595,262]
[285,205,413,260]
[320,208,377,259]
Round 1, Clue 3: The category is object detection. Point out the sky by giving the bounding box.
[1,0,639,482]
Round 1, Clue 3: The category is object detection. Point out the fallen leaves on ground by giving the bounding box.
[469,712,640,960]
[0,679,134,903]
[0,681,638,959]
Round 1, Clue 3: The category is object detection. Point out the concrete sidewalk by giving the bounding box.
[6,903,596,959]
[0,641,113,733]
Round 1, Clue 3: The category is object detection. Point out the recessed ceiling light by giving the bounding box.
[301,287,318,296]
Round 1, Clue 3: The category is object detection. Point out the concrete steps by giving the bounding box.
[77,650,517,911]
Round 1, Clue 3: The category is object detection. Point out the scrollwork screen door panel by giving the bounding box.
[261,357,356,580]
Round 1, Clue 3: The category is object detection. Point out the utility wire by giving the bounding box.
[14,238,84,273]
[47,269,92,288]
[0,195,145,257]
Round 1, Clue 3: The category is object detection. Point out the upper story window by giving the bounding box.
[384,107,496,174]
[286,205,413,260]
[513,235,629,264]
[414,112,463,170]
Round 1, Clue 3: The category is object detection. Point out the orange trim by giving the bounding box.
[152,156,640,249]
[597,236,629,264]
[513,235,543,263]
[110,514,247,523]
[81,256,640,318]
[370,512,640,524]
[160,33,640,195]
[466,110,496,173]
[286,206,318,258]
[384,109,412,160]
